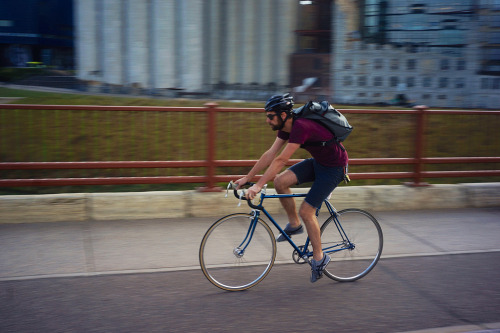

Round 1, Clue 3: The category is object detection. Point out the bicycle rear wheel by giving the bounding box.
[320,208,383,282]
[199,213,277,291]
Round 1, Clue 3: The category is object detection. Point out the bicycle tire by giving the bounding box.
[320,208,383,282]
[199,213,277,291]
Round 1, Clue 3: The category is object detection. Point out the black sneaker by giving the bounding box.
[276,223,304,242]
[310,254,331,283]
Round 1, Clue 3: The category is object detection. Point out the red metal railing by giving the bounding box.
[1,103,499,191]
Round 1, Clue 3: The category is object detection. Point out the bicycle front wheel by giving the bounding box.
[320,208,383,282]
[199,213,277,291]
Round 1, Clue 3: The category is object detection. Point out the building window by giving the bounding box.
[488,31,500,44]
[363,0,388,43]
[491,14,500,27]
[422,94,431,100]
[344,59,353,70]
[295,0,332,53]
[423,77,432,88]
[481,78,489,89]
[440,59,450,70]
[406,77,415,88]
[407,59,417,70]
[479,46,500,74]
[374,58,383,70]
[410,4,426,14]
[358,76,367,87]
[358,59,368,69]
[455,78,465,89]
[390,76,399,87]
[373,76,383,87]
[438,19,464,46]
[438,77,449,88]
[493,78,500,89]
[390,59,399,70]
[313,58,322,70]
[0,20,14,27]
[358,92,366,97]
[438,95,447,100]
[343,76,353,86]
[457,59,466,70]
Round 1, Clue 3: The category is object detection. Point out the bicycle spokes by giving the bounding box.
[199,213,277,291]
[320,209,383,282]
[235,217,259,255]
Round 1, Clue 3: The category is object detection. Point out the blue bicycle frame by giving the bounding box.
[240,190,354,261]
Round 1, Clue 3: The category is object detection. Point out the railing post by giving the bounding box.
[406,105,430,187]
[198,102,222,192]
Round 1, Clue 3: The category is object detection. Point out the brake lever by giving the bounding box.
[226,181,245,206]
[238,190,244,207]
[225,181,233,198]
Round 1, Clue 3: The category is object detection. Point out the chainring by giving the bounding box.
[292,245,309,264]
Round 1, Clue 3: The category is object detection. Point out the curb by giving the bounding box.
[0,183,499,223]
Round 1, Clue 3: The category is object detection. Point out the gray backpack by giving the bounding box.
[293,101,353,149]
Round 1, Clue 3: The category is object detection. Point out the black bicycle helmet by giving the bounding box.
[265,93,294,114]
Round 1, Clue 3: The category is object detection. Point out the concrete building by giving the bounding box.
[74,0,499,108]
[332,0,500,109]
[75,0,297,98]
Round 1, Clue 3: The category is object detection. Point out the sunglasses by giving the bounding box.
[266,113,278,120]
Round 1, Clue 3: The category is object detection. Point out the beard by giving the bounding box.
[270,118,284,131]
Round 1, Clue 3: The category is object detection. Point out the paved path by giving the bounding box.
[1,208,499,281]
[1,208,499,333]
[1,253,499,333]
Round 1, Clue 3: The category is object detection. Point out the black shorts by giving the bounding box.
[289,158,345,208]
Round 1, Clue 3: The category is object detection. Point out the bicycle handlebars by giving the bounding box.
[228,181,261,210]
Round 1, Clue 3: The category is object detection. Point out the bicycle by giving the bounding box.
[199,182,383,291]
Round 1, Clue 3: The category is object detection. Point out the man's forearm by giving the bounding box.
[246,149,275,180]
[256,157,287,188]
[255,143,299,188]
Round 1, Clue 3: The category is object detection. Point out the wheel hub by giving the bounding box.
[345,241,355,250]
[233,247,244,258]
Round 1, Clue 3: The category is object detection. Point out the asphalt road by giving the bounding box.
[1,208,500,332]
[1,252,500,333]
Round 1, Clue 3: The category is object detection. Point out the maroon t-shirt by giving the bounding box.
[278,118,348,167]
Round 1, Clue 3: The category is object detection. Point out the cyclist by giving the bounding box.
[235,93,348,283]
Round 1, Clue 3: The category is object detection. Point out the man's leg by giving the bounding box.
[300,162,344,262]
[274,169,301,228]
[299,201,323,261]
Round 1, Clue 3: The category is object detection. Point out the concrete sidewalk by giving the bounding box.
[0,207,499,282]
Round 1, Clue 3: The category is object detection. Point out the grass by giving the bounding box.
[0,86,499,194]
[0,86,264,107]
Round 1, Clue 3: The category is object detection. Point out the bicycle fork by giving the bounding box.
[233,210,261,258]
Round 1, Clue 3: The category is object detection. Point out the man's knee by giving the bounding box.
[273,174,286,192]
[274,170,295,193]
[299,201,316,221]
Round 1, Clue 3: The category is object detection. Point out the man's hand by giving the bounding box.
[247,184,262,200]
[234,177,249,189]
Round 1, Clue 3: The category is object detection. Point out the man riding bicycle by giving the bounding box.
[235,93,348,283]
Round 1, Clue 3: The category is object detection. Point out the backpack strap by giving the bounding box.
[300,138,346,152]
